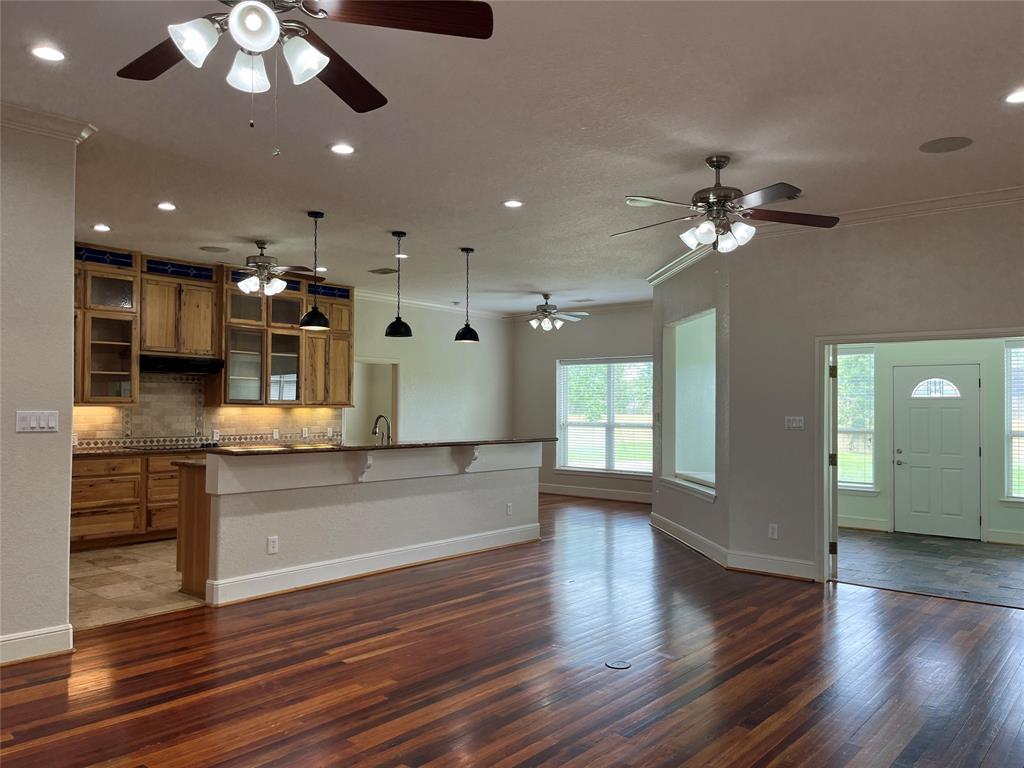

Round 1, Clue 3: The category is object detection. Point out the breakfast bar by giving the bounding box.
[176,438,554,605]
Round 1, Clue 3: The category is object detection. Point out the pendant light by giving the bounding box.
[454,247,479,343]
[299,211,330,331]
[384,231,412,338]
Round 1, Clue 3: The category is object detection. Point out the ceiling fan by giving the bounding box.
[116,0,494,113]
[506,294,590,332]
[234,240,315,295]
[612,155,839,253]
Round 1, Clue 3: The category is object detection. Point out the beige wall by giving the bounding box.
[1,114,84,660]
[511,303,654,502]
[653,201,1024,579]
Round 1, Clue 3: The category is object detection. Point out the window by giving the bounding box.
[837,347,874,488]
[911,378,961,398]
[674,311,715,487]
[1007,341,1024,498]
[557,358,652,474]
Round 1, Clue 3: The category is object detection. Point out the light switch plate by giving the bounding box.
[784,416,805,431]
[16,410,59,432]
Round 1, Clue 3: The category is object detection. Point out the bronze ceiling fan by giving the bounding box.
[612,155,839,252]
[116,0,493,113]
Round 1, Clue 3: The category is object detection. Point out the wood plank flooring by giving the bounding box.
[3,495,1023,767]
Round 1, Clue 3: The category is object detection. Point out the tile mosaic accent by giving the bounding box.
[144,259,216,281]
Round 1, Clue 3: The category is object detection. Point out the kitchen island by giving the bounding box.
[176,438,554,605]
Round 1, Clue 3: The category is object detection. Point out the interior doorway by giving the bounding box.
[821,335,1024,609]
[345,360,399,445]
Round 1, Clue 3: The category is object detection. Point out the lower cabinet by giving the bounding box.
[70,453,203,548]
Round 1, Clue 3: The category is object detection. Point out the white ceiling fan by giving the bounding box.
[234,240,315,295]
[505,294,590,332]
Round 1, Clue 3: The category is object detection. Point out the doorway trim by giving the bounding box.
[813,325,1024,583]
[353,356,400,442]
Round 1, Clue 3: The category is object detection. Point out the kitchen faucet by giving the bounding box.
[371,414,392,446]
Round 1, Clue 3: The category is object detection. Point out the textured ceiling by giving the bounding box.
[2,1,1022,313]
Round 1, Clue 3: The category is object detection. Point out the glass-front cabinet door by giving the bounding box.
[226,327,265,403]
[86,272,137,312]
[84,312,137,402]
[268,332,301,403]
[269,292,304,328]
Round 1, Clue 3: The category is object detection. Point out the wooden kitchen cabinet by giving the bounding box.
[141,276,217,356]
[83,311,138,403]
[302,331,352,406]
[86,271,138,313]
[225,327,265,403]
[141,277,179,351]
[180,284,216,355]
[303,334,328,404]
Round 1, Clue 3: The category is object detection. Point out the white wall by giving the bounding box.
[511,303,653,503]
[345,361,394,444]
[353,295,513,443]
[653,200,1024,580]
[838,338,1023,544]
[1,107,89,662]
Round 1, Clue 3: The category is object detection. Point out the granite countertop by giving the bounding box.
[207,437,557,457]
[73,445,217,459]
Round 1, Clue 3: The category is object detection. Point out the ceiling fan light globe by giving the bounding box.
[237,275,261,294]
[168,18,220,68]
[731,220,756,246]
[716,231,739,253]
[695,220,717,245]
[264,277,288,296]
[227,0,280,53]
[283,35,329,85]
[226,51,271,93]
[529,318,540,329]
[679,227,701,250]
[540,317,553,332]
[553,319,564,330]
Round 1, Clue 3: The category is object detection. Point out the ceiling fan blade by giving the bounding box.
[302,28,388,113]
[116,38,184,81]
[274,265,315,273]
[626,196,693,208]
[560,311,590,317]
[610,214,701,238]
[731,182,802,210]
[309,1,493,39]
[745,208,840,228]
[553,313,583,322]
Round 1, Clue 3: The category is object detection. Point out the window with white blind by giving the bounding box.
[837,347,875,489]
[674,311,716,487]
[556,357,653,474]
[1007,341,1024,498]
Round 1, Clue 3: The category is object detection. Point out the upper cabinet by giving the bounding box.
[140,259,219,357]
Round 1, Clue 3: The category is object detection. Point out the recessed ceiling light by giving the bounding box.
[156,201,177,211]
[330,143,355,155]
[315,266,327,272]
[32,46,64,62]
[199,245,230,253]
[92,223,111,232]
[918,136,973,154]
[1006,88,1024,104]
[503,200,523,208]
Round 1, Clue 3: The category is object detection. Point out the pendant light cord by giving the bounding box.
[312,216,319,304]
[396,235,403,316]
[464,250,470,325]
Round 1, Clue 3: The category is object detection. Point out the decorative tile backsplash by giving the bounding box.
[73,374,345,446]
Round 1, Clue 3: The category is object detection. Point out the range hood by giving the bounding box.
[139,355,225,375]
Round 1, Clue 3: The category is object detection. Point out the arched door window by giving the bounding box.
[911,378,961,398]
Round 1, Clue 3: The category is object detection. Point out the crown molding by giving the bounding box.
[355,288,504,320]
[646,186,1024,286]
[0,102,96,144]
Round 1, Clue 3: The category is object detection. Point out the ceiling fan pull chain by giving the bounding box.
[272,50,281,155]
[249,56,255,128]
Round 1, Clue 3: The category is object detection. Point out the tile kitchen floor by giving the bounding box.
[70,540,204,629]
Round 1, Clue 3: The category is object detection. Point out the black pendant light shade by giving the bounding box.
[454,247,479,343]
[385,230,412,338]
[299,211,331,331]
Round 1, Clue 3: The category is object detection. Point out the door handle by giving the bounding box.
[895,460,904,466]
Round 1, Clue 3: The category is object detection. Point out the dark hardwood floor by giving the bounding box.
[3,495,1023,767]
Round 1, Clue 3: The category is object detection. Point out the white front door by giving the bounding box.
[893,364,980,539]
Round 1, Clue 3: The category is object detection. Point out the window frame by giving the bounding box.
[837,345,877,492]
[555,356,653,477]
[1006,341,1024,499]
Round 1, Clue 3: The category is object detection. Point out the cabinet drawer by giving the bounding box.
[147,472,179,504]
[71,476,140,509]
[148,504,178,531]
[70,507,142,538]
[72,456,142,477]
[147,454,203,474]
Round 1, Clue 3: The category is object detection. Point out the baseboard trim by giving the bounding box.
[838,516,890,532]
[0,623,73,665]
[540,483,652,504]
[987,530,1024,546]
[651,514,817,581]
[650,513,727,567]
[207,524,540,605]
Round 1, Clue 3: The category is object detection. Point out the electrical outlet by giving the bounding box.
[784,416,805,431]
[266,536,279,555]
[272,428,280,440]
[212,429,221,442]
[506,502,513,517]
[72,432,79,447]
[768,523,779,540]
[327,426,334,437]
[302,427,310,438]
